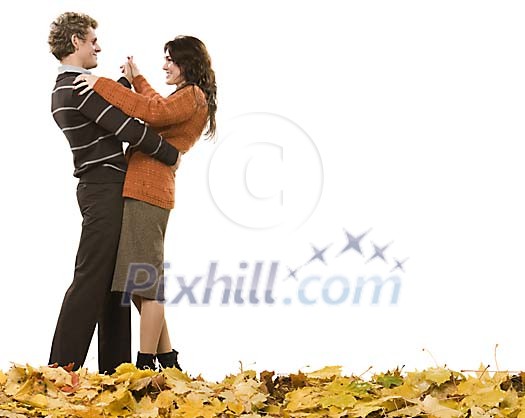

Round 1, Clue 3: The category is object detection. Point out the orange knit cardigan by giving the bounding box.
[93,75,208,209]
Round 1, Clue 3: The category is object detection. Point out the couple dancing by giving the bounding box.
[47,12,217,373]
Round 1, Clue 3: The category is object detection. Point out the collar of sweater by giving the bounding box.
[57,64,92,75]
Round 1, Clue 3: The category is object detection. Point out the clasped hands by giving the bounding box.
[74,56,140,95]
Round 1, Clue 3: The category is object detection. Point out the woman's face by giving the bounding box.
[163,53,184,85]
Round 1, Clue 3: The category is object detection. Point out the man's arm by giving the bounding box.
[117,76,132,88]
[72,86,179,165]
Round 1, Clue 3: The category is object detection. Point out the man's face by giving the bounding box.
[76,27,101,70]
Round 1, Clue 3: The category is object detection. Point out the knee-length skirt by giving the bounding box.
[112,198,170,301]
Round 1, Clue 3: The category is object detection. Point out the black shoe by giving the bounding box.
[136,352,156,370]
[156,349,181,371]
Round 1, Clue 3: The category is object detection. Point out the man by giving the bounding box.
[47,12,181,374]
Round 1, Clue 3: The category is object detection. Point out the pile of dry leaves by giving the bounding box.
[1,362,525,417]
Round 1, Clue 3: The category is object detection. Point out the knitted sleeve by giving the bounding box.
[132,75,162,99]
[93,76,206,128]
[68,87,180,165]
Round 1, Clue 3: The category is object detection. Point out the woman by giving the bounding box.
[75,36,217,370]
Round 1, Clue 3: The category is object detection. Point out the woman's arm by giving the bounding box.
[97,77,205,127]
[131,74,163,99]
[74,74,206,127]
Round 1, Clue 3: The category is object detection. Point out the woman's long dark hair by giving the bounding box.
[165,36,217,138]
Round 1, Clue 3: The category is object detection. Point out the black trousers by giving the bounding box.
[49,182,131,374]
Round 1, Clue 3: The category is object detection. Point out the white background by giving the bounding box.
[1,0,525,381]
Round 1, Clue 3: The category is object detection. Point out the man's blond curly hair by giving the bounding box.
[48,12,98,61]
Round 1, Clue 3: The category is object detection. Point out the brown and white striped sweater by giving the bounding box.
[51,70,180,183]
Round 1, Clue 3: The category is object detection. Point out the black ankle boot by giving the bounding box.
[136,352,156,370]
[156,349,181,371]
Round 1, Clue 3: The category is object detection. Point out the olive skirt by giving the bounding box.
[112,198,170,301]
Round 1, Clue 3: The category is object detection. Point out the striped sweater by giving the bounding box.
[51,72,180,183]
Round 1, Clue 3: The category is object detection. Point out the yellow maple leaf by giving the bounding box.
[233,379,267,411]
[319,392,357,409]
[105,387,137,416]
[387,404,423,417]
[461,387,506,409]
[232,370,257,383]
[135,395,158,418]
[423,367,453,385]
[285,386,320,412]
[113,362,137,375]
[385,380,420,399]
[127,376,152,392]
[176,394,226,418]
[166,379,192,395]
[13,376,42,400]
[40,365,73,388]
[0,371,7,386]
[420,395,462,418]
[22,393,48,409]
[86,370,116,388]
[4,365,27,397]
[475,363,490,379]
[155,389,176,409]
[402,370,432,394]
[305,366,342,379]
[74,387,99,402]
[226,400,244,414]
[349,401,384,417]
[114,366,155,386]
[162,366,192,383]
[219,387,246,410]
[376,395,417,415]
[458,375,507,410]
[325,376,356,393]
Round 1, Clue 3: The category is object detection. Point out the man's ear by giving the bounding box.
[71,34,79,51]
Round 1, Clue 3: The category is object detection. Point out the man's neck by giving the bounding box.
[61,54,84,67]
